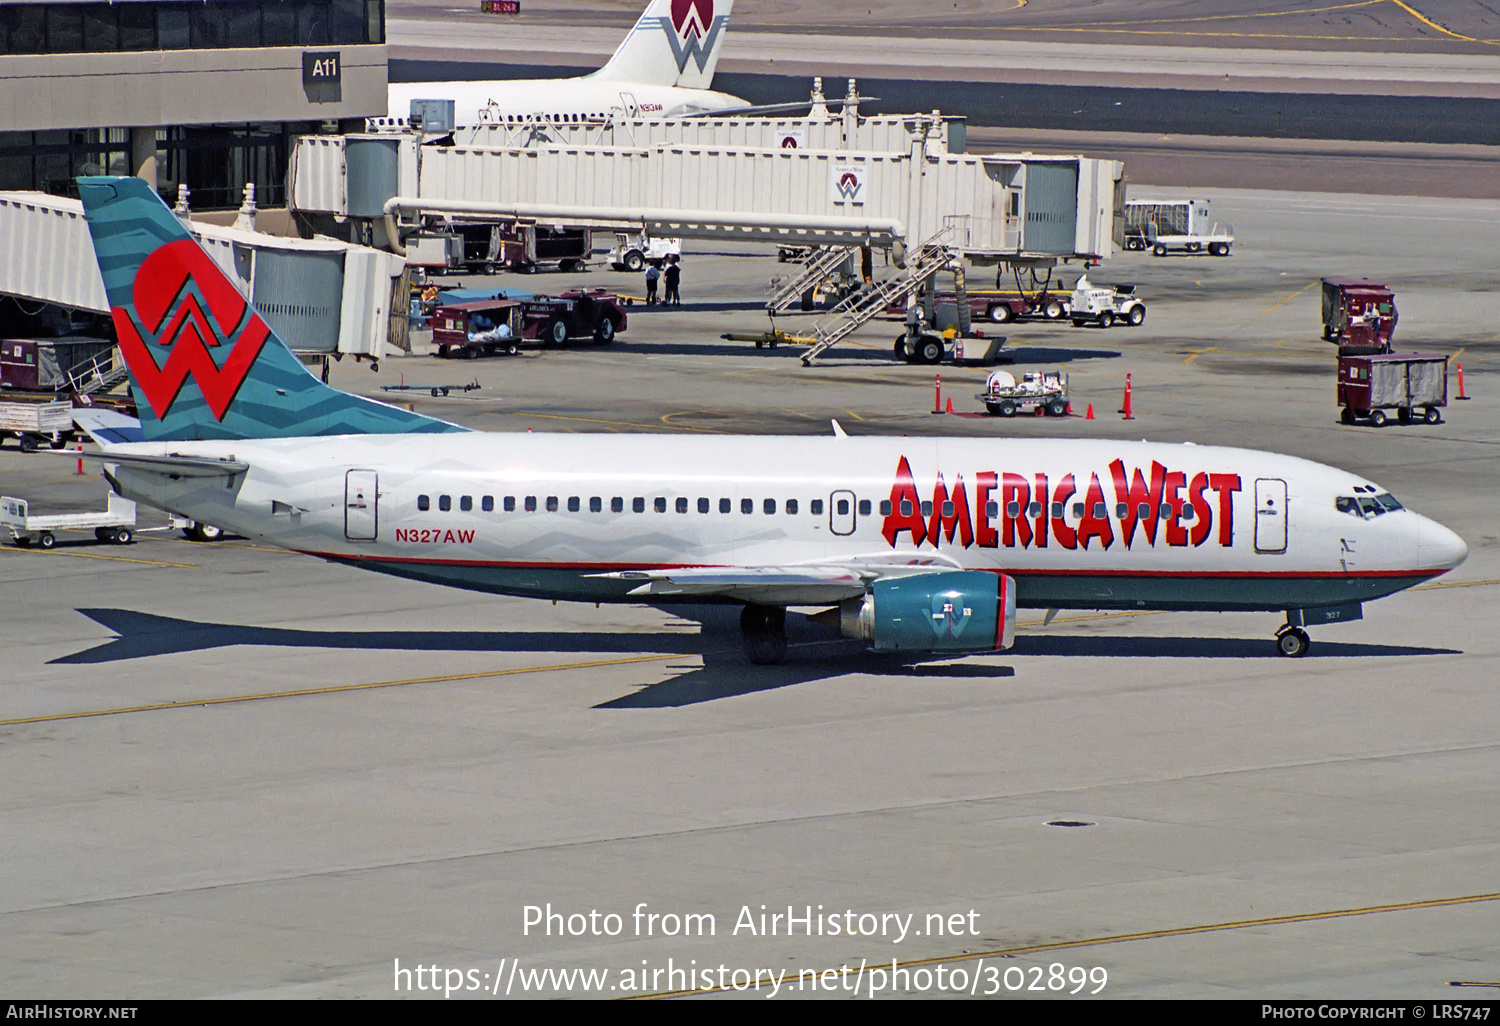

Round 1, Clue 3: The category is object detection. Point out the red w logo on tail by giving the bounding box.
[111,240,270,421]
[670,0,713,38]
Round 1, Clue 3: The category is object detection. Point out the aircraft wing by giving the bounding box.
[592,554,963,605]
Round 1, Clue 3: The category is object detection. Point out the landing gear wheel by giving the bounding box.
[594,318,615,344]
[193,524,224,542]
[1369,409,1387,428]
[38,531,55,550]
[741,604,788,665]
[1424,406,1442,424]
[917,335,944,365]
[894,335,909,360]
[1276,627,1310,658]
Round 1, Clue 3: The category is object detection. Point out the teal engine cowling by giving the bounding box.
[838,571,1017,653]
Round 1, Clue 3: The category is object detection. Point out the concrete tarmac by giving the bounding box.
[1,187,1496,998]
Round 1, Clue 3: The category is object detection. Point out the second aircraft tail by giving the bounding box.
[592,0,734,90]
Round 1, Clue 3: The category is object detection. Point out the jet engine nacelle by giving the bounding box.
[839,571,1016,653]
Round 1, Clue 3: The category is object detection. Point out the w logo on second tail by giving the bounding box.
[110,239,270,421]
[655,0,727,75]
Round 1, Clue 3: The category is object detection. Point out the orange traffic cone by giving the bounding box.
[1456,362,1470,400]
[945,397,954,414]
[1120,374,1135,420]
[1085,403,1095,421]
[933,374,944,414]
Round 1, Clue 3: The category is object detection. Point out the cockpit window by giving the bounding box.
[1338,492,1404,517]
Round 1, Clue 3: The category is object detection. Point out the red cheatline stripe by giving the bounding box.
[298,550,1439,581]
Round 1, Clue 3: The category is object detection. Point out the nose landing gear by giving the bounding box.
[741,604,788,665]
[1275,623,1311,658]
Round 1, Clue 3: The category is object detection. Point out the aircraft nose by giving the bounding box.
[1418,517,1468,572]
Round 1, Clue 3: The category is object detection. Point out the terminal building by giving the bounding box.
[0,0,388,209]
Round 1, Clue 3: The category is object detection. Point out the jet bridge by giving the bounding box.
[0,192,408,359]
[290,133,1125,264]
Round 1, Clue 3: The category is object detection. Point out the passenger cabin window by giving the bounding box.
[988,502,1000,518]
[858,500,871,516]
[633,497,645,513]
[786,499,798,515]
[698,498,710,514]
[655,497,667,513]
[482,496,494,512]
[763,499,776,515]
[417,495,430,511]
[676,497,688,514]
[590,497,602,513]
[568,497,580,512]
[837,499,850,516]
[741,499,753,514]
[525,496,537,512]
[439,495,451,512]
[504,496,516,512]
[546,496,559,512]
[460,496,473,512]
[880,500,892,516]
[719,498,731,513]
[611,497,624,512]
[811,499,824,515]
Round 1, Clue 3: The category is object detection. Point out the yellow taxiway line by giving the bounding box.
[639,890,1500,998]
[0,653,685,727]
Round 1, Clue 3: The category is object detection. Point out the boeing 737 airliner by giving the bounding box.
[387,0,746,125]
[72,177,1466,663]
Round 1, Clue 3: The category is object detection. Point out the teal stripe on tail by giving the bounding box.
[78,176,464,440]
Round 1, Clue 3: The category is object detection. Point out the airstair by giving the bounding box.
[798,230,958,366]
[66,350,131,396]
[764,245,859,313]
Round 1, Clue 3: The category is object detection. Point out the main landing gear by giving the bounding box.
[741,604,788,665]
[1275,623,1311,658]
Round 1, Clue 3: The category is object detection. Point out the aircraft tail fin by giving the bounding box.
[592,0,734,90]
[77,176,464,442]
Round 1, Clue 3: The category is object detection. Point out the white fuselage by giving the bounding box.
[387,77,746,126]
[101,433,1466,613]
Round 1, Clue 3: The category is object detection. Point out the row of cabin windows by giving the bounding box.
[412,494,1200,523]
[416,495,874,517]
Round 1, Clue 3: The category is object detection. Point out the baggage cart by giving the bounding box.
[1338,352,1447,427]
[0,399,76,452]
[2,492,137,549]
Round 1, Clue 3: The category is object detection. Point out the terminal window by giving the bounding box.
[0,1,385,55]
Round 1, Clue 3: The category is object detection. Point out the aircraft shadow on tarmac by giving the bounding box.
[57,607,1459,708]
